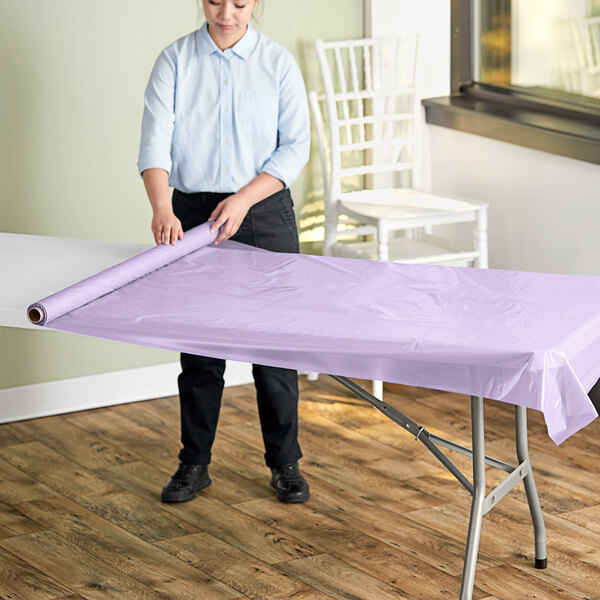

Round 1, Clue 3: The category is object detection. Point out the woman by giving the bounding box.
[138,0,310,503]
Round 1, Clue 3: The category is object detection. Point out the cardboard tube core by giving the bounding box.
[28,307,43,324]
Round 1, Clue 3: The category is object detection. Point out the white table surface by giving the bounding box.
[0,232,153,329]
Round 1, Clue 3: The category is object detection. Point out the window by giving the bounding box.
[423,0,600,165]
[477,0,600,98]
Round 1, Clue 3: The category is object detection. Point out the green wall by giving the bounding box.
[0,0,363,389]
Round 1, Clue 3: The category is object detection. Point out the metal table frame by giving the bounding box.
[331,376,547,600]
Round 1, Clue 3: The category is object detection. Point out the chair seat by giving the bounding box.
[331,234,480,266]
[338,188,486,226]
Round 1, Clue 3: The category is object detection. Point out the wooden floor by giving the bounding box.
[1,377,599,600]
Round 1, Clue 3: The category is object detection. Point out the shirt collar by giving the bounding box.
[196,22,258,60]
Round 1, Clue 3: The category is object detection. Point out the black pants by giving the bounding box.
[590,378,600,416]
[172,187,302,468]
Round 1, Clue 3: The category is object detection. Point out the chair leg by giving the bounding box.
[372,380,383,400]
[377,221,389,261]
[474,206,488,268]
[460,396,486,600]
[515,405,547,569]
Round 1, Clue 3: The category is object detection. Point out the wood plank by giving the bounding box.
[156,531,330,599]
[78,489,202,543]
[254,473,496,577]
[1,376,599,600]
[379,383,531,442]
[0,545,73,599]
[560,504,600,535]
[98,458,273,508]
[95,460,175,505]
[109,396,182,434]
[0,530,176,600]
[66,410,176,463]
[234,495,489,599]
[112,393,255,431]
[403,501,535,563]
[199,461,274,505]
[99,462,322,564]
[276,553,418,600]
[0,423,36,447]
[212,429,277,480]
[0,453,58,504]
[308,461,443,515]
[509,548,600,600]
[300,451,440,513]
[0,499,46,538]
[299,383,389,430]
[163,493,323,565]
[488,497,600,565]
[403,495,600,568]
[226,408,443,481]
[12,414,140,469]
[0,442,120,500]
[475,564,583,600]
[356,420,465,460]
[484,437,600,502]
[9,499,243,599]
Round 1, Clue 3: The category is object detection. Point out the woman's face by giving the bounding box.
[202,0,259,48]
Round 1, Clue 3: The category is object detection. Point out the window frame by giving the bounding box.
[422,0,600,165]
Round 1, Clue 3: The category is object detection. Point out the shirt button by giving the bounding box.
[224,107,229,112]
[224,79,229,84]
[224,167,229,173]
[224,138,229,144]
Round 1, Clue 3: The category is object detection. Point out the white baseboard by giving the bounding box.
[0,361,254,424]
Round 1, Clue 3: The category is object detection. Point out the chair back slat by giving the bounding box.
[333,47,353,145]
[330,89,412,100]
[347,47,365,143]
[308,91,330,199]
[339,138,412,153]
[315,35,419,207]
[340,162,413,178]
[338,113,413,127]
[363,44,373,91]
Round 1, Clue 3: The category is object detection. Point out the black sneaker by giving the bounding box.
[160,462,211,503]
[270,462,310,503]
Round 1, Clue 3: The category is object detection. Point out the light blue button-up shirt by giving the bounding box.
[138,23,310,193]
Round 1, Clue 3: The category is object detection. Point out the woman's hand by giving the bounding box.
[152,208,184,245]
[208,193,253,244]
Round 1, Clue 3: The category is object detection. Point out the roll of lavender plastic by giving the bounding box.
[27,222,218,326]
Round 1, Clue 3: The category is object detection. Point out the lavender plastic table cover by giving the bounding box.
[27,222,600,445]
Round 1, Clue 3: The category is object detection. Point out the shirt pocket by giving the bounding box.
[236,92,279,137]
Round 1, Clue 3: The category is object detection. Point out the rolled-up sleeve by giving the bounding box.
[261,53,310,188]
[137,49,176,176]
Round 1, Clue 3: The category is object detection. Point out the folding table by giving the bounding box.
[9,223,600,599]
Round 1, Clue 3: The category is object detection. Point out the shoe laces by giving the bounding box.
[172,462,198,482]
[279,463,304,484]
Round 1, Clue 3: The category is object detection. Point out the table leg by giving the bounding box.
[515,405,547,569]
[460,396,486,600]
[329,378,547,595]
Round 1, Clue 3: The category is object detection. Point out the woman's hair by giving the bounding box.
[196,1,264,28]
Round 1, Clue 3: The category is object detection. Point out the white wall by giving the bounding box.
[367,0,450,190]
[368,0,600,276]
[429,126,600,275]
[0,0,364,392]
